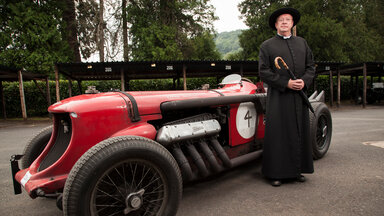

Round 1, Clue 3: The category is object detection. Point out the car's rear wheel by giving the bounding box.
[63,136,182,216]
[310,102,332,160]
[21,126,53,169]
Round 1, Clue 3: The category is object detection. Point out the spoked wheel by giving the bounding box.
[90,159,169,215]
[310,102,332,160]
[316,115,328,150]
[63,136,182,216]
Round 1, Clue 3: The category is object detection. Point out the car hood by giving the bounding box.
[49,83,254,116]
[48,92,127,114]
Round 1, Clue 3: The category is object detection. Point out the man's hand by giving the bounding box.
[287,79,305,90]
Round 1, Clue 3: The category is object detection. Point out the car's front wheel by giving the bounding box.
[62,136,182,216]
[21,126,53,169]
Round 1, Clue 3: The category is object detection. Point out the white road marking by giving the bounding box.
[362,141,384,148]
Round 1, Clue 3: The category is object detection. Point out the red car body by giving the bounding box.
[11,75,331,215]
[14,78,265,197]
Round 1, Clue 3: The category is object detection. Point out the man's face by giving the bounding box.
[275,14,293,35]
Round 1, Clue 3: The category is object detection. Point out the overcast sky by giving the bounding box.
[211,0,248,33]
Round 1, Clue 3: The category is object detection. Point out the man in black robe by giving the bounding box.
[258,8,315,186]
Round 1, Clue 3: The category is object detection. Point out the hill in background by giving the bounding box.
[214,29,243,59]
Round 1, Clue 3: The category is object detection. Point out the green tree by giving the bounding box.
[238,0,384,62]
[214,30,243,57]
[74,0,221,61]
[0,0,71,73]
[76,0,118,61]
[127,0,218,60]
[122,0,129,61]
[192,31,221,60]
[76,0,99,60]
[289,0,348,61]
[290,0,384,62]
[62,0,81,62]
[238,0,281,60]
[97,0,105,62]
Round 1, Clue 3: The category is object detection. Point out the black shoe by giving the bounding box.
[297,175,306,182]
[271,180,282,187]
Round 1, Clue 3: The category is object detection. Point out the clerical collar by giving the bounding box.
[277,33,292,39]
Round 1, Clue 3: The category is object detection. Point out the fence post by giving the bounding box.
[121,68,125,91]
[329,70,333,107]
[363,63,367,108]
[183,64,187,90]
[337,69,340,108]
[55,65,60,102]
[0,81,6,119]
[18,70,27,120]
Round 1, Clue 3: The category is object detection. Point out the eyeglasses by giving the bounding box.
[277,18,292,23]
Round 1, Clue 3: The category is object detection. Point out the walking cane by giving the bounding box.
[274,56,315,114]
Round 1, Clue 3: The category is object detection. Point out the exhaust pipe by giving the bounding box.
[186,143,209,178]
[172,139,262,182]
[210,138,232,168]
[172,147,195,181]
[198,140,222,173]
[231,150,262,168]
[210,137,262,168]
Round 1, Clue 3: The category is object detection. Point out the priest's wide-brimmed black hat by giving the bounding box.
[269,7,300,29]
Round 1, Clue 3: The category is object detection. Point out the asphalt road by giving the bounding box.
[1,105,383,216]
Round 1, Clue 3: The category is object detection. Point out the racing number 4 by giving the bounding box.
[236,102,257,139]
[244,110,252,128]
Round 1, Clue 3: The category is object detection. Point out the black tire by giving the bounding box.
[21,126,53,169]
[63,136,182,216]
[309,102,332,160]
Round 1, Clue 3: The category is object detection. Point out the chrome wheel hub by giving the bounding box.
[124,189,145,214]
[322,125,328,137]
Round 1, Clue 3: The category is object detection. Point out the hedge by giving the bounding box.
[0,76,380,118]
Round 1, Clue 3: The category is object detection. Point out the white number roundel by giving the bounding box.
[236,102,257,139]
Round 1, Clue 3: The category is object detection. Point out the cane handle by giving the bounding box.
[274,56,289,70]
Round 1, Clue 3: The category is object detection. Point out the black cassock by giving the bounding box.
[259,35,315,179]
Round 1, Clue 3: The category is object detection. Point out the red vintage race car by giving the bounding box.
[10,74,332,216]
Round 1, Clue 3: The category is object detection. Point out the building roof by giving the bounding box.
[56,60,345,81]
[0,65,47,81]
[56,60,259,80]
[316,61,384,76]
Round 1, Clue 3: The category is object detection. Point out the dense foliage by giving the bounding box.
[2,0,383,68]
[126,0,220,60]
[237,0,384,62]
[214,30,243,60]
[0,0,220,64]
[0,0,71,74]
